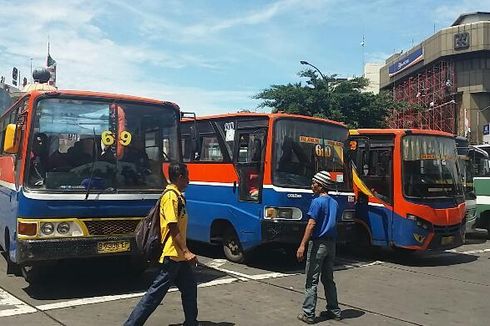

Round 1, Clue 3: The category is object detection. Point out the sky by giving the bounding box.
[0,0,488,115]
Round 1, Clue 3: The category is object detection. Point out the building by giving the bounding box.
[364,63,383,94]
[380,12,490,144]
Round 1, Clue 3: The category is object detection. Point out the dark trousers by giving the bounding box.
[124,258,198,326]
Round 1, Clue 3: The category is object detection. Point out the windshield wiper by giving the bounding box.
[85,128,99,200]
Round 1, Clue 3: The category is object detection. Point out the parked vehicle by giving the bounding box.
[0,89,181,281]
[348,129,466,251]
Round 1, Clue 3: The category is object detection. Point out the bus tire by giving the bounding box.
[4,229,20,275]
[223,227,245,263]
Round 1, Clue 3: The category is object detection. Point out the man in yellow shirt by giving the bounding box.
[125,163,198,326]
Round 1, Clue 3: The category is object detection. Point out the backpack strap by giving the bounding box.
[159,188,185,249]
[161,188,185,218]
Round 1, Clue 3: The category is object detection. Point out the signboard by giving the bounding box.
[483,124,489,136]
[454,32,470,50]
[388,48,424,77]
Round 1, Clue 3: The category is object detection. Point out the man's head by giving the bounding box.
[311,170,334,194]
[168,162,189,191]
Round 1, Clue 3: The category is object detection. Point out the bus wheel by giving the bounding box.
[223,227,245,263]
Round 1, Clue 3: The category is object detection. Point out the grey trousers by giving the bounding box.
[302,238,341,318]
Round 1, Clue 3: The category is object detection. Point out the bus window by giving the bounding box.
[364,148,393,204]
[235,130,265,202]
[200,135,223,161]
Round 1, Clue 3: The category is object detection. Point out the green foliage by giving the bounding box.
[254,69,408,128]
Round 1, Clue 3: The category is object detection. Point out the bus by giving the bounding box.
[180,113,355,262]
[472,144,490,238]
[455,137,490,235]
[0,90,181,281]
[347,129,466,251]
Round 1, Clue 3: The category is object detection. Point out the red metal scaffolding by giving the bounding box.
[387,60,457,134]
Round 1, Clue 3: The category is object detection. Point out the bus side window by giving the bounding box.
[364,149,392,204]
[200,135,223,162]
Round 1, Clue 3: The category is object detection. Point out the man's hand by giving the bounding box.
[296,245,306,262]
[184,250,198,265]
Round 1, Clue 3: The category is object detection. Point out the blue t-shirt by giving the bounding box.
[307,195,338,239]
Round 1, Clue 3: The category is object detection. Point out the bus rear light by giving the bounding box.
[18,221,37,236]
[407,214,431,230]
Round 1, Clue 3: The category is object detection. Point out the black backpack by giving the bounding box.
[134,188,185,263]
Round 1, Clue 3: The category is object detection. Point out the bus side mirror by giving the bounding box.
[3,124,20,154]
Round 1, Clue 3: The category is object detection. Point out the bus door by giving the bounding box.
[234,127,266,202]
[350,136,394,246]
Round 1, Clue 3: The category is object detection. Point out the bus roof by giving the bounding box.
[182,112,347,128]
[350,128,455,138]
[13,89,180,109]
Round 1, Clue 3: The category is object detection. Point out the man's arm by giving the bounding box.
[296,218,316,262]
[168,223,197,264]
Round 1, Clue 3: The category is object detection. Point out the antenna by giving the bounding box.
[361,34,365,77]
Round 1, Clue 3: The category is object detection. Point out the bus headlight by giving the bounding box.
[41,222,55,235]
[264,207,302,220]
[407,214,431,230]
[57,222,70,234]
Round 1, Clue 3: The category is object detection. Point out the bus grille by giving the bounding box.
[433,223,461,235]
[83,219,141,236]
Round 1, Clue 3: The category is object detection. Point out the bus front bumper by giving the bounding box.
[261,219,306,244]
[16,235,138,264]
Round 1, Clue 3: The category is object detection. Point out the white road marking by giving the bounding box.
[0,289,37,317]
[5,277,239,315]
[0,257,382,318]
[446,248,490,255]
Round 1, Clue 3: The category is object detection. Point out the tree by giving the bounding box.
[254,69,404,128]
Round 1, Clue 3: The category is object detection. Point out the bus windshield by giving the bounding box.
[273,118,347,189]
[27,98,179,192]
[402,135,463,199]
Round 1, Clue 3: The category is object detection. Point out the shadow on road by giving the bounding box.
[23,257,229,300]
[339,245,479,267]
[169,322,235,326]
[188,241,304,273]
[315,308,365,323]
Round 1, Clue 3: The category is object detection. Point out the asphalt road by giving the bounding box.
[0,235,489,326]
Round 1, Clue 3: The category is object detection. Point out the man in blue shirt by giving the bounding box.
[297,171,342,324]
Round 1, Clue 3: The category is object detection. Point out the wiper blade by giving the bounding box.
[85,128,98,200]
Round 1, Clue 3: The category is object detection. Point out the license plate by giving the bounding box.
[441,236,455,246]
[97,240,131,254]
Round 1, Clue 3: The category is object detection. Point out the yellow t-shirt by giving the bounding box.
[159,184,188,263]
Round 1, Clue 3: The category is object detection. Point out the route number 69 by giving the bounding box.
[101,130,132,146]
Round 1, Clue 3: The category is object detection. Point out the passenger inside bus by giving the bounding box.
[67,138,94,166]
[277,136,309,173]
[29,132,49,185]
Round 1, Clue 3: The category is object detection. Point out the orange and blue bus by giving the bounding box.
[0,89,181,281]
[180,113,355,262]
[348,129,466,251]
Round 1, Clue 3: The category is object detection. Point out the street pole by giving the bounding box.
[300,60,326,80]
